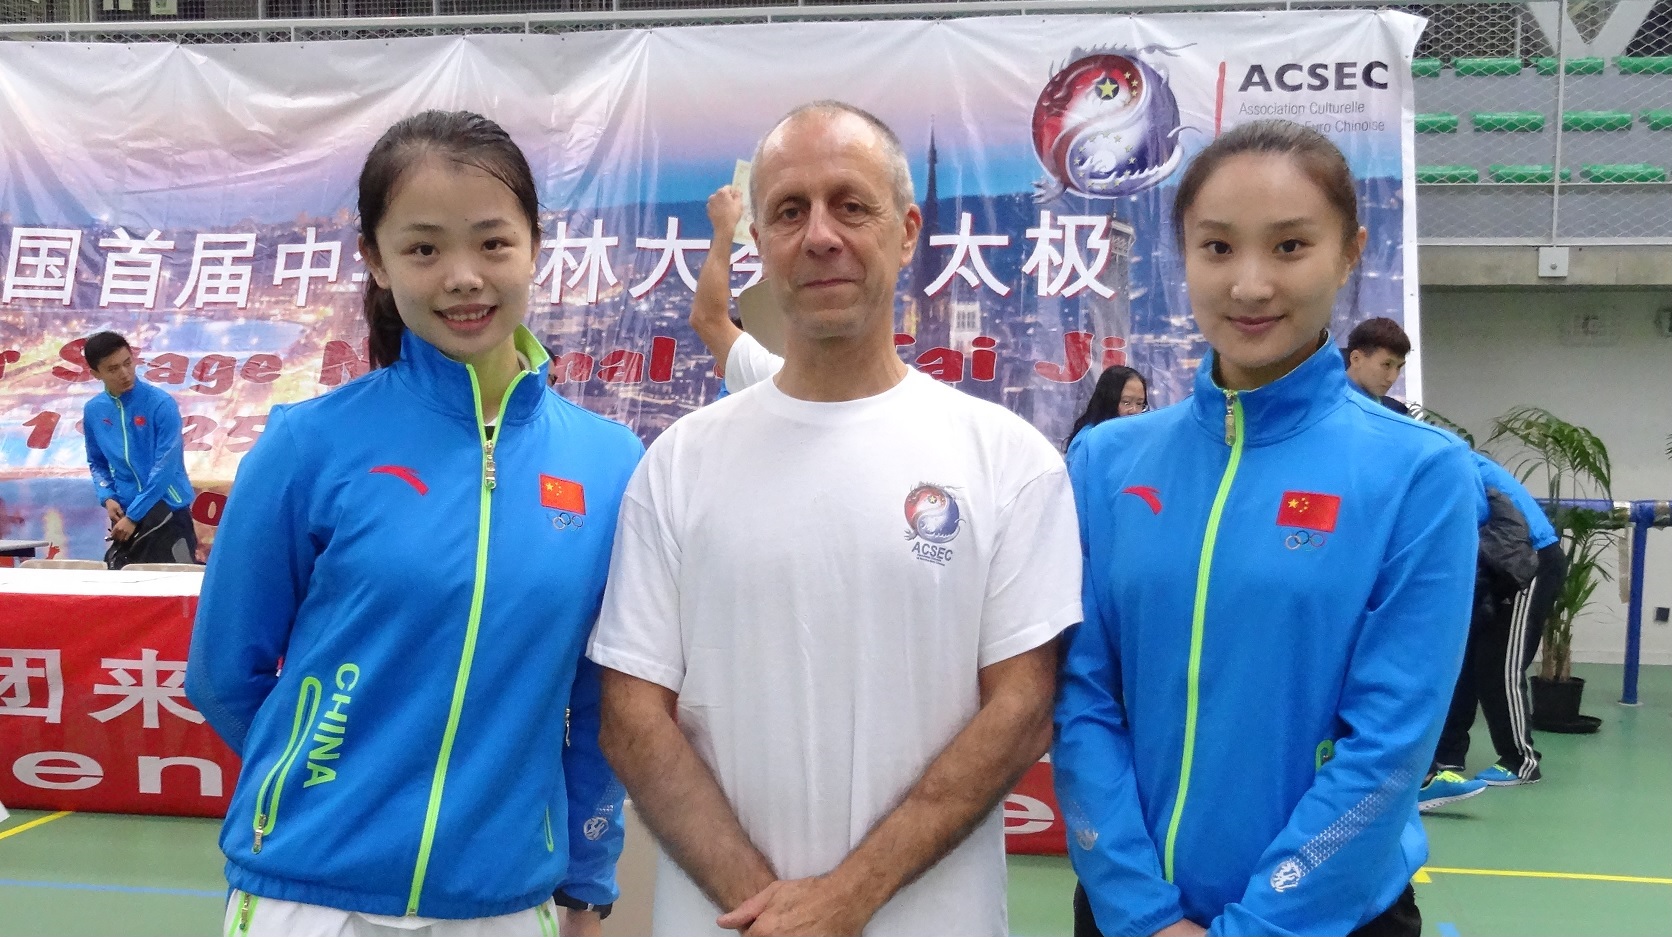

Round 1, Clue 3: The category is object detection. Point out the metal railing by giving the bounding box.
[1553,498,1672,706]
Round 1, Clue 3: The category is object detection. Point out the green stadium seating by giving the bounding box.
[1473,112,1546,132]
[1580,164,1669,182]
[1563,110,1635,131]
[1488,165,1572,183]
[1616,56,1672,75]
[1416,113,1460,133]
[1454,57,1523,76]
[1533,57,1606,75]
[1417,166,1481,183]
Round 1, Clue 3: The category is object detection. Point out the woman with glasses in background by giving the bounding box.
[1065,365,1150,449]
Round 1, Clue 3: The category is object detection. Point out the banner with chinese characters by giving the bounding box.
[0,575,236,817]
[0,13,1423,559]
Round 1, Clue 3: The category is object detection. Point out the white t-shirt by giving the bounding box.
[588,369,1082,937]
[722,331,784,393]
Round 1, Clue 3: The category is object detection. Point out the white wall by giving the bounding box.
[1420,287,1672,669]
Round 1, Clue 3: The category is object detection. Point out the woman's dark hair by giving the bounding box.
[358,110,540,369]
[1171,119,1360,253]
[1066,366,1147,448]
[83,331,131,372]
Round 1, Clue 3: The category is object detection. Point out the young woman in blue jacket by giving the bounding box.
[1055,120,1479,937]
[187,111,642,937]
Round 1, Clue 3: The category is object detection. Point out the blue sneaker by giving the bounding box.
[1475,762,1541,786]
[1418,771,1488,812]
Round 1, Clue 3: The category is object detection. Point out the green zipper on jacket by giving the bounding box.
[114,393,182,508]
[114,397,142,483]
[230,891,259,936]
[250,677,323,853]
[404,364,531,916]
[1162,390,1245,881]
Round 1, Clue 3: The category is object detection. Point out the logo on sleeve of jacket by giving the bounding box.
[133,415,147,427]
[542,474,586,531]
[903,483,963,565]
[582,816,610,841]
[1270,857,1304,892]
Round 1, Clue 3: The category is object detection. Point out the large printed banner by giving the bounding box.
[0,13,1423,558]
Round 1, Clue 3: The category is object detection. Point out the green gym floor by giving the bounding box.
[4,663,1669,936]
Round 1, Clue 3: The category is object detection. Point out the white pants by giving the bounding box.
[222,890,564,937]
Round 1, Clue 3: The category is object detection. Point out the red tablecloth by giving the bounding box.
[1004,759,1068,854]
[0,568,237,818]
[0,568,1069,852]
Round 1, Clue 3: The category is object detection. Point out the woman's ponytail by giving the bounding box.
[364,276,404,369]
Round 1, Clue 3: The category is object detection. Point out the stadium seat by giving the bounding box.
[1417,113,1460,134]
[1563,111,1634,132]
[1580,164,1669,182]
[1417,165,1480,183]
[1473,111,1546,132]
[1488,165,1572,183]
[1532,57,1606,75]
[1616,56,1672,75]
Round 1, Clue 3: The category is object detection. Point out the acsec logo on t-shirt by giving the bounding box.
[904,483,963,566]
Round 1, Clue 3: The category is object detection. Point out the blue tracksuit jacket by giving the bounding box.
[1055,341,1478,936]
[83,379,194,519]
[187,327,641,919]
[1472,453,1559,550]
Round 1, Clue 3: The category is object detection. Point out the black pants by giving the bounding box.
[108,503,200,568]
[1433,543,1567,777]
[1072,884,1420,937]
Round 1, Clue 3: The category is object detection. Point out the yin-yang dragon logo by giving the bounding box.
[1033,49,1186,201]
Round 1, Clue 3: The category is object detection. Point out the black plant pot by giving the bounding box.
[1530,675,1603,734]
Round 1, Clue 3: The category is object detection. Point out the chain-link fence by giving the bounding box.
[1408,1,1672,242]
[2,0,1669,242]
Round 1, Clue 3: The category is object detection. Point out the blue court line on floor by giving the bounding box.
[0,878,223,899]
[1438,923,1461,937]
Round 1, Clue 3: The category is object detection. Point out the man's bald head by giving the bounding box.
[749,101,915,218]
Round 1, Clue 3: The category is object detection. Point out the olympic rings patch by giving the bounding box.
[1285,529,1327,551]
[552,512,585,531]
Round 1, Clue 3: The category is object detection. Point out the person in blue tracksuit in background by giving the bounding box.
[1431,453,1568,787]
[187,111,641,937]
[81,330,198,564]
[1055,120,1479,937]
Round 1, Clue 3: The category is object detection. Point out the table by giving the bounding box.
[0,568,237,818]
[0,539,51,558]
[0,568,1071,852]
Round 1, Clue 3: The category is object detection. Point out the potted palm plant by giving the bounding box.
[1486,406,1619,733]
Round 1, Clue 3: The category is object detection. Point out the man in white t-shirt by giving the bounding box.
[590,101,1081,937]
[690,183,785,393]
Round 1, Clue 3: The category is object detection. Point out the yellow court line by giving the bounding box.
[0,810,74,843]
[1422,866,1672,886]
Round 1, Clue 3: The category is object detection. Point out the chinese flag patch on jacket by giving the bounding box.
[1277,491,1341,532]
[540,475,586,514]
